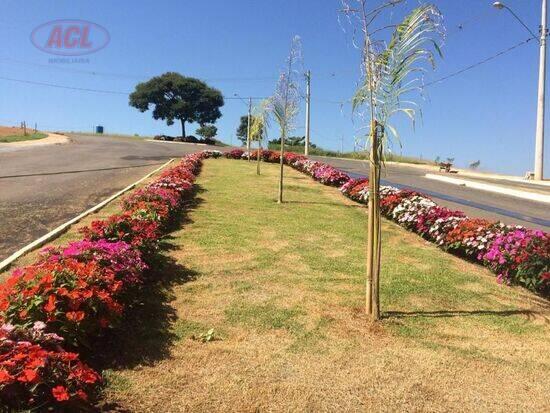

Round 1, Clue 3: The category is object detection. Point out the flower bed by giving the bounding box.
[227,149,549,297]
[0,152,212,409]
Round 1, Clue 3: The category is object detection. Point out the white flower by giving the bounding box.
[33,321,46,331]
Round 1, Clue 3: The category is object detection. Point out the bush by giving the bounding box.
[0,323,100,409]
[0,151,214,410]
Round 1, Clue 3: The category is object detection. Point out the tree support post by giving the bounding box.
[247,98,252,162]
[366,120,382,320]
[278,129,285,203]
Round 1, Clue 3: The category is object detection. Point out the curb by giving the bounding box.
[425,173,550,204]
[0,158,175,273]
[145,139,207,146]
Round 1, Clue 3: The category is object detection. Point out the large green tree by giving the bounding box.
[236,115,249,144]
[196,124,217,139]
[129,72,224,138]
[236,114,264,144]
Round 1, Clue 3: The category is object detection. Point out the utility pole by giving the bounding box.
[494,1,547,180]
[535,0,547,180]
[340,135,344,154]
[304,70,311,156]
[247,97,252,161]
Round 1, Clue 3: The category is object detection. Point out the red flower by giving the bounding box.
[76,389,88,400]
[52,385,70,401]
[44,294,56,312]
[18,369,39,383]
[0,369,13,383]
[66,311,85,322]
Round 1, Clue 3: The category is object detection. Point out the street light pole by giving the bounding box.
[494,1,547,180]
[535,0,547,180]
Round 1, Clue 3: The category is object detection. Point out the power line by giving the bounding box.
[0,75,268,100]
[0,36,535,103]
[0,57,279,83]
[0,75,130,95]
[310,37,536,105]
[423,37,535,88]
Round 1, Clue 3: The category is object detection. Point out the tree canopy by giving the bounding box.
[129,72,224,137]
[196,124,217,139]
[236,115,263,143]
[236,115,248,143]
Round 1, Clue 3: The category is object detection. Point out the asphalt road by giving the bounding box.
[310,156,550,232]
[1,137,548,262]
[0,134,219,261]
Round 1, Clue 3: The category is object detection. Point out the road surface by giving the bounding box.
[310,155,550,231]
[1,137,548,262]
[0,134,219,261]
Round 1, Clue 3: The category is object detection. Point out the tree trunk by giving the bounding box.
[180,119,186,139]
[366,121,382,320]
[278,130,285,203]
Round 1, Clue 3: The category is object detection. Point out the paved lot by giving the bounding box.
[311,156,550,231]
[0,134,219,261]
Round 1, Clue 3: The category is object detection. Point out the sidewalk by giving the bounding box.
[425,173,550,204]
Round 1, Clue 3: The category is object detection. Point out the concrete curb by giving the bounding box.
[145,139,207,146]
[0,158,175,273]
[425,173,550,204]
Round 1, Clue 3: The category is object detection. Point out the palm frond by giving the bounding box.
[269,36,302,138]
[250,99,271,141]
[353,3,443,150]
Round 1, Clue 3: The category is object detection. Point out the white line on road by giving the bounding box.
[425,174,550,204]
[145,139,207,146]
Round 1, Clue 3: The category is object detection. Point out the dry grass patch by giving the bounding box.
[102,159,549,412]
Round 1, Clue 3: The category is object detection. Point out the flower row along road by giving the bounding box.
[0,134,548,262]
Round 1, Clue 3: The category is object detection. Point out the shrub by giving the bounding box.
[225,148,245,159]
[482,229,550,293]
[0,257,124,348]
[0,323,100,409]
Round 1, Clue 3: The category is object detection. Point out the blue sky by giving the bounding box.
[1,0,548,176]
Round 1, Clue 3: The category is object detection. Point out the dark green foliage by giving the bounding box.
[129,72,224,137]
[196,124,217,139]
[236,115,264,143]
[236,115,248,143]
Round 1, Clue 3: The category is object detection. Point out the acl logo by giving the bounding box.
[31,20,110,56]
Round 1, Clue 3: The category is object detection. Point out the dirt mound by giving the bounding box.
[0,126,26,137]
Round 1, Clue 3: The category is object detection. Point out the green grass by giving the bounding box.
[172,319,208,340]
[0,132,47,143]
[225,302,305,334]
[179,160,545,337]
[100,158,549,411]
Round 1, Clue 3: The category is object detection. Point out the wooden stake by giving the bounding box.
[365,120,376,316]
[278,130,285,203]
[257,141,261,175]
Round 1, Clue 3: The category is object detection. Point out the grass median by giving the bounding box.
[100,158,549,412]
[0,132,47,143]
